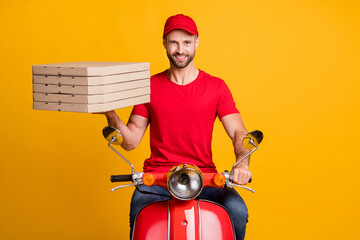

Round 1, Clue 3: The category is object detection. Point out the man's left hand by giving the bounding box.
[233,165,252,185]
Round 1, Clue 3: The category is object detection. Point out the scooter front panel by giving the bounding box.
[199,200,235,240]
[169,199,200,240]
[132,201,169,240]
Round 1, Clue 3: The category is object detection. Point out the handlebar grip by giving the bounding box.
[111,175,133,182]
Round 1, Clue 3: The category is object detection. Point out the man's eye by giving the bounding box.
[185,41,191,45]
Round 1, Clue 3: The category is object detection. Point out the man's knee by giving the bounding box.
[220,189,248,222]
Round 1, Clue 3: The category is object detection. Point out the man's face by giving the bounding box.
[163,29,199,69]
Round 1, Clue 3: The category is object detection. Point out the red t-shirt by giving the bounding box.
[132,70,239,173]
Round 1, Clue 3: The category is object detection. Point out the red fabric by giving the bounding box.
[163,14,198,36]
[132,70,239,173]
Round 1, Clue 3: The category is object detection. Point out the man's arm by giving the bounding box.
[221,113,252,185]
[103,110,149,151]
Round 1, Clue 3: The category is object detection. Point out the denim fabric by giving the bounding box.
[130,185,248,240]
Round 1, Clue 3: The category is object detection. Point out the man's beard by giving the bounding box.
[167,51,195,69]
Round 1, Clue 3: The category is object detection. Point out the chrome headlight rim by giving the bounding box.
[167,164,204,200]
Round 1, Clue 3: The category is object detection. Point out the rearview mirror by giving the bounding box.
[102,126,123,145]
[242,130,263,150]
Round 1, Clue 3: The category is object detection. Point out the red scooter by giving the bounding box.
[103,126,263,240]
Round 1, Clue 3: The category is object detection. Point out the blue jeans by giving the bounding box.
[130,185,248,240]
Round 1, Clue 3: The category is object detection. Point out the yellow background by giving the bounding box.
[1,0,359,239]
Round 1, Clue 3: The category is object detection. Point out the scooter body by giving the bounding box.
[133,198,235,240]
[102,126,263,240]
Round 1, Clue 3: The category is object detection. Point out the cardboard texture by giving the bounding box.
[32,70,150,85]
[32,62,151,113]
[32,62,150,77]
[33,87,150,104]
[33,95,150,113]
[33,79,150,95]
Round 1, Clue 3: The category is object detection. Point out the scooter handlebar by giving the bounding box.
[111,174,133,182]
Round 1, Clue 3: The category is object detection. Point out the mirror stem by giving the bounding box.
[109,136,135,175]
[231,139,258,173]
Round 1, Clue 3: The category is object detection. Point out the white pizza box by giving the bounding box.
[33,95,150,113]
[33,78,150,95]
[33,87,150,104]
[32,70,150,86]
[32,62,150,77]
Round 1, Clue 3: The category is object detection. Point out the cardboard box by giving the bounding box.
[32,70,150,85]
[33,95,150,113]
[33,79,150,95]
[33,62,151,113]
[32,61,150,77]
[33,87,150,104]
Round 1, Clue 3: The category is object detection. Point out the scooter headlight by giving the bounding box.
[167,164,203,200]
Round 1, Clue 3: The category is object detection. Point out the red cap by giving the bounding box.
[163,14,198,37]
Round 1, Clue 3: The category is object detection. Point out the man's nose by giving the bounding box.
[177,44,185,54]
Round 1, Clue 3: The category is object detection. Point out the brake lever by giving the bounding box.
[226,182,255,193]
[110,172,144,192]
[222,171,255,193]
[111,182,138,192]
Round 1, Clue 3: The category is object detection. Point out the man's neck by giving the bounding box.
[167,63,199,85]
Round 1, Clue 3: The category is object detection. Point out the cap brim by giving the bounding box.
[163,27,198,36]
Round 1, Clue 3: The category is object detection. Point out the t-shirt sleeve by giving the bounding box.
[131,103,149,119]
[217,80,239,120]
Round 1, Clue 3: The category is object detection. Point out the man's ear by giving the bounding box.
[195,36,199,50]
[163,37,167,49]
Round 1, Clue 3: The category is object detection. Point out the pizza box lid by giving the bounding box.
[32,62,150,77]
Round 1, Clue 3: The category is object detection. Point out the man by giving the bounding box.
[103,14,252,240]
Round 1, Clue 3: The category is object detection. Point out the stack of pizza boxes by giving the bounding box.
[32,62,150,113]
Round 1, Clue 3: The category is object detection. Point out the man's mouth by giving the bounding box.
[174,54,187,61]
